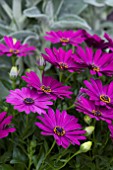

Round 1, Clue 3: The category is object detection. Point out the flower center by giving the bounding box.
[9,49,19,54]
[100,95,110,103]
[92,64,100,72]
[40,85,51,93]
[92,110,102,116]
[54,126,65,136]
[60,38,69,43]
[59,62,68,70]
[24,98,34,104]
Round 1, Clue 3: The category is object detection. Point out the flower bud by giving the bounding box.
[37,56,45,70]
[84,115,92,124]
[13,38,17,44]
[84,126,95,136]
[9,66,18,79]
[80,141,92,153]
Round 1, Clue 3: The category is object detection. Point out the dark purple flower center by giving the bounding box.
[92,64,100,72]
[100,95,110,103]
[24,98,34,104]
[40,85,51,93]
[54,126,65,136]
[59,62,68,70]
[9,49,19,54]
[92,110,102,116]
[60,38,69,43]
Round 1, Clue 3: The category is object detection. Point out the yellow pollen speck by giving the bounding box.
[40,85,51,93]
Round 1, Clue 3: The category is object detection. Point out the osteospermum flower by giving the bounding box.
[104,33,113,52]
[80,78,113,108]
[0,112,16,139]
[0,36,36,57]
[75,97,113,124]
[35,108,86,148]
[73,46,113,76]
[42,47,79,72]
[6,87,53,114]
[44,30,85,46]
[22,71,72,100]
[83,30,107,49]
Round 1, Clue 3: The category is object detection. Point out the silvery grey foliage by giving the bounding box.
[0,0,113,98]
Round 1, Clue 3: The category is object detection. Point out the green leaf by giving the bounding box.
[0,23,13,36]
[12,0,22,20]
[9,30,39,41]
[105,0,113,6]
[0,0,13,19]
[51,15,91,30]
[43,0,54,21]
[0,164,14,170]
[0,152,11,163]
[25,0,42,7]
[59,0,88,15]
[0,81,9,99]
[23,6,48,20]
[84,0,105,7]
[53,0,64,18]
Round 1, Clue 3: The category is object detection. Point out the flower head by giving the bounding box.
[73,46,113,76]
[6,87,53,114]
[0,112,16,139]
[75,97,113,124]
[104,33,113,52]
[83,30,107,49]
[42,47,79,72]
[0,36,36,57]
[22,71,72,100]
[35,108,86,148]
[80,78,113,108]
[44,30,85,46]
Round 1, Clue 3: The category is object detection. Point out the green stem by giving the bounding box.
[65,72,74,83]
[28,156,32,170]
[12,79,16,89]
[66,104,75,110]
[11,55,16,66]
[44,140,56,161]
[58,150,81,170]
[39,140,56,170]
[59,71,63,82]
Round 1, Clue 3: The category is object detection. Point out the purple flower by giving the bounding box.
[0,36,36,57]
[6,87,53,114]
[73,46,113,76]
[0,112,16,139]
[83,30,107,49]
[75,97,113,124]
[22,71,72,100]
[104,33,113,52]
[81,78,113,108]
[35,108,86,148]
[42,47,79,72]
[44,30,85,46]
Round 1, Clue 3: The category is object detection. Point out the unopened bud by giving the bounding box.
[37,56,45,70]
[84,126,95,136]
[84,115,92,124]
[9,66,18,79]
[13,38,17,44]
[80,141,92,152]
